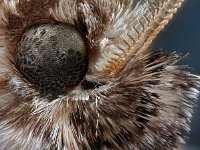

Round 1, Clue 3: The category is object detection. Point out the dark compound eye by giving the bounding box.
[16,23,88,94]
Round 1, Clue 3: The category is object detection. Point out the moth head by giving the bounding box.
[0,0,134,100]
[0,0,199,149]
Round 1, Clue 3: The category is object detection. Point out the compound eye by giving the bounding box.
[16,23,88,94]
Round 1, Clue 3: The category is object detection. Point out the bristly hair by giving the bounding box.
[0,0,199,150]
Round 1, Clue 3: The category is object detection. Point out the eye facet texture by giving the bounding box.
[16,23,88,93]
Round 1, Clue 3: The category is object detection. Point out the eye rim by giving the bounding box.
[2,19,109,101]
[81,79,104,90]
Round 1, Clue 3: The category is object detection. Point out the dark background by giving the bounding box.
[152,0,200,149]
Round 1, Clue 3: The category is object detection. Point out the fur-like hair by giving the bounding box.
[0,0,199,149]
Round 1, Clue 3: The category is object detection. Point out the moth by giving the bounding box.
[0,0,199,149]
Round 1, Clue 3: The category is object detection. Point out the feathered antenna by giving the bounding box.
[95,0,185,76]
